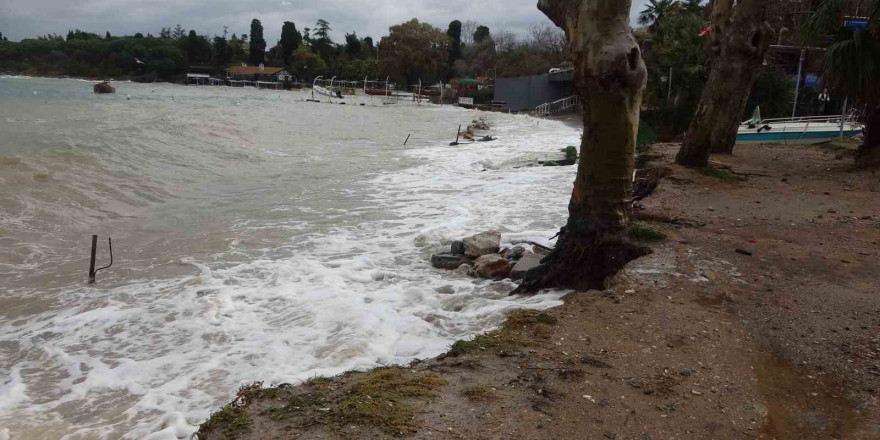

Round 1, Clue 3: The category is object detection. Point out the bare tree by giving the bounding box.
[516,0,650,293]
[461,20,477,47]
[528,23,568,58]
[493,29,519,54]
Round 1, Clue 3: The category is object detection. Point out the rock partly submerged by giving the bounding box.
[473,254,512,279]
[463,230,501,257]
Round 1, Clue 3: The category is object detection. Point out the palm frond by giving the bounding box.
[802,0,848,43]
[823,28,880,102]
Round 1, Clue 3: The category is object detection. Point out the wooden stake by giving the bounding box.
[88,234,97,284]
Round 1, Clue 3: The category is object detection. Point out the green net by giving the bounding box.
[637,118,658,150]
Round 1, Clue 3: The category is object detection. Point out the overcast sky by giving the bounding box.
[0,0,653,43]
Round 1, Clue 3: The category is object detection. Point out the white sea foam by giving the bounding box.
[0,78,583,439]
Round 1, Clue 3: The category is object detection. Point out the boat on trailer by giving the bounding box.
[736,107,863,145]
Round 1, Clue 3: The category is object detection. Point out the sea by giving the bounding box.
[0,76,580,439]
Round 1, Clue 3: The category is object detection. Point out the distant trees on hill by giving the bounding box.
[0,17,574,83]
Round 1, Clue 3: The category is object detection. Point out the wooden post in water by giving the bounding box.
[88,234,98,284]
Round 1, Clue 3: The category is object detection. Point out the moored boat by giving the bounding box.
[736,107,863,145]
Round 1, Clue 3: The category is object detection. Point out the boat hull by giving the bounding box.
[365,88,391,96]
[313,85,336,98]
[736,122,863,145]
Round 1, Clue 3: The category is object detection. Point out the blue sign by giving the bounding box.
[845,20,868,29]
[805,73,818,88]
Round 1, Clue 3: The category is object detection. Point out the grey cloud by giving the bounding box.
[0,0,651,43]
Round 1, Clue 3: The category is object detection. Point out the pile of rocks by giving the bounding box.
[430,230,546,280]
[462,117,493,141]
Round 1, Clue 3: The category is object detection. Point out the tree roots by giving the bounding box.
[512,220,652,295]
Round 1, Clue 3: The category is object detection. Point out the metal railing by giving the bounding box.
[536,95,581,117]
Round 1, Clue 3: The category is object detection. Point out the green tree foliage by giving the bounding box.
[473,25,490,43]
[804,0,880,167]
[637,3,707,138]
[67,29,101,41]
[186,30,212,64]
[212,35,234,69]
[344,32,362,59]
[363,36,375,58]
[288,45,326,79]
[378,19,449,85]
[310,19,335,64]
[804,0,880,104]
[638,0,677,26]
[249,19,266,65]
[172,24,186,39]
[228,34,248,64]
[280,21,302,62]
[314,19,332,40]
[447,20,463,72]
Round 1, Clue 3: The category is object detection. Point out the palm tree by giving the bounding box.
[681,0,704,14]
[639,0,678,26]
[804,0,880,168]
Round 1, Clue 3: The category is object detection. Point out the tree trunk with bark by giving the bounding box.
[856,105,880,168]
[675,0,774,167]
[515,0,650,294]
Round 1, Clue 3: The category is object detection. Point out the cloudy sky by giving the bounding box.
[0,0,653,43]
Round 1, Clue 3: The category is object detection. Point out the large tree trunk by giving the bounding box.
[675,0,774,167]
[515,0,650,294]
[856,105,880,168]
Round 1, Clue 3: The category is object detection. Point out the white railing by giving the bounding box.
[747,108,860,126]
[536,95,581,117]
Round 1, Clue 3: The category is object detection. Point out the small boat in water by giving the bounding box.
[93,81,115,94]
[736,107,863,145]
[313,85,342,98]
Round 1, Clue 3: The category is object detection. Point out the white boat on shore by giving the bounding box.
[736,107,863,145]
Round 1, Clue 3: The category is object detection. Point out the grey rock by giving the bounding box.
[451,240,465,255]
[431,253,474,270]
[463,230,501,257]
[509,252,543,280]
[504,246,526,261]
[435,285,456,294]
[473,254,512,279]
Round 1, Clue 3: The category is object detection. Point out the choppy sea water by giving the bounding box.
[0,77,581,439]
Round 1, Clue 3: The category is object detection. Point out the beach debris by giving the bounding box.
[477,135,496,142]
[473,254,512,279]
[463,230,501,257]
[93,81,115,94]
[471,117,490,130]
[735,249,753,256]
[449,124,462,146]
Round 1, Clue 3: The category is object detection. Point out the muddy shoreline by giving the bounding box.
[196,142,880,440]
